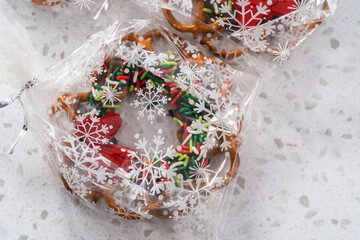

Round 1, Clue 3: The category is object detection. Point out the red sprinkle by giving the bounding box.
[170,89,178,95]
[165,83,177,88]
[184,122,188,138]
[136,79,140,89]
[178,150,190,154]
[103,63,109,73]
[170,92,182,105]
[140,79,147,86]
[181,145,189,150]
[197,142,200,152]
[162,69,173,74]
[139,68,145,76]
[116,76,130,80]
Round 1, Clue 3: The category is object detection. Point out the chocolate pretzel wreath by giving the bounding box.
[163,0,330,60]
[51,30,241,220]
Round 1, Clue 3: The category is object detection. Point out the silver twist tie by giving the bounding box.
[0,77,39,154]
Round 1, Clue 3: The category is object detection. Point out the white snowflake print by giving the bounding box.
[166,178,223,232]
[130,82,168,124]
[53,95,77,113]
[201,58,232,91]
[171,35,199,55]
[73,115,110,152]
[112,190,152,220]
[70,0,95,10]
[176,62,207,99]
[128,129,176,195]
[119,42,148,68]
[189,159,214,180]
[272,42,294,64]
[59,164,90,198]
[60,135,111,184]
[100,84,123,106]
[194,92,240,151]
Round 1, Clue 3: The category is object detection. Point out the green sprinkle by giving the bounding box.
[174,152,183,157]
[174,175,181,188]
[181,102,193,108]
[194,135,198,147]
[147,74,164,83]
[160,61,177,68]
[90,94,93,109]
[183,170,190,179]
[184,94,199,102]
[184,156,189,167]
[203,8,213,14]
[140,70,148,80]
[180,107,192,113]
[228,0,232,11]
[190,138,193,153]
[184,111,198,115]
[168,50,173,56]
[179,155,187,161]
[102,105,120,109]
[161,87,169,94]
[129,85,135,92]
[150,80,156,89]
[222,17,227,21]
[93,85,103,90]
[190,156,195,167]
[100,109,105,117]
[173,117,183,126]
[165,74,176,82]
[94,91,104,101]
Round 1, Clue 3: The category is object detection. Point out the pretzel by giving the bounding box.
[163,0,330,59]
[52,30,241,220]
[31,0,62,6]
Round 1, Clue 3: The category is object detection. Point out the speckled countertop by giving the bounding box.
[0,0,359,239]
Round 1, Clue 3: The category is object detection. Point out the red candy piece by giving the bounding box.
[75,113,123,149]
[269,0,295,17]
[233,0,296,28]
[100,145,134,168]
[100,113,123,138]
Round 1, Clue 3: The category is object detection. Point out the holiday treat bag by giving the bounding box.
[133,0,337,67]
[9,18,263,238]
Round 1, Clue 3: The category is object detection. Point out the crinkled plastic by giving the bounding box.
[27,0,115,25]
[133,0,337,68]
[14,19,263,238]
[0,1,36,89]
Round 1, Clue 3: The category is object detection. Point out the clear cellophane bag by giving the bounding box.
[17,19,263,238]
[131,0,337,69]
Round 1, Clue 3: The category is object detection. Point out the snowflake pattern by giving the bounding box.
[73,115,110,151]
[194,92,240,151]
[127,129,177,195]
[205,0,330,63]
[47,11,333,232]
[59,164,91,198]
[60,135,111,184]
[131,82,168,124]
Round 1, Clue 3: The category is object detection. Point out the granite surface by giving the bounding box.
[0,0,359,239]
